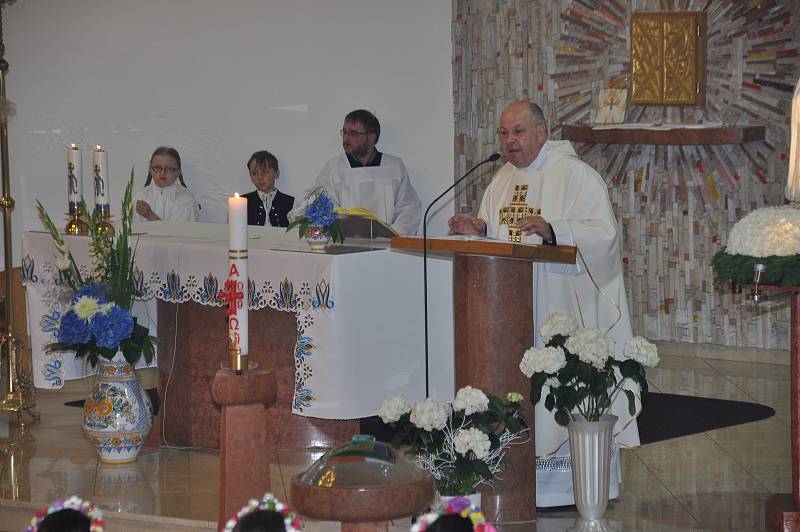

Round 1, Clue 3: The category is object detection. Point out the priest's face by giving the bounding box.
[149,154,181,187]
[498,104,548,168]
[248,161,278,193]
[342,120,376,160]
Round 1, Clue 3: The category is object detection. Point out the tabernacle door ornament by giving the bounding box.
[498,184,540,242]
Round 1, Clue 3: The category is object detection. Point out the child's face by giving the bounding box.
[248,161,278,193]
[150,155,180,187]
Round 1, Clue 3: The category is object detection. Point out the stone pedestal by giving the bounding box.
[766,289,800,531]
[453,255,536,523]
[212,367,276,531]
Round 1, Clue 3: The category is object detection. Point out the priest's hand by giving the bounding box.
[447,213,486,235]
[517,215,550,239]
[135,200,161,221]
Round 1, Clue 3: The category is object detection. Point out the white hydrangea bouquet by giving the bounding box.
[712,206,800,287]
[519,313,658,427]
[378,386,528,496]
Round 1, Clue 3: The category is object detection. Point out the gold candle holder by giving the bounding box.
[94,204,115,237]
[64,204,89,235]
[230,352,248,374]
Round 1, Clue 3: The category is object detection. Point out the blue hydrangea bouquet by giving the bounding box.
[286,187,345,244]
[36,171,159,367]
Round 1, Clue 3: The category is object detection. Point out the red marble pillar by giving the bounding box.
[766,289,800,531]
[453,255,536,523]
[212,368,276,531]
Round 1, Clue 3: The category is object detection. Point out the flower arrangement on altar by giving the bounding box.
[378,386,528,496]
[712,206,800,287]
[286,186,345,244]
[519,313,658,426]
[36,172,159,367]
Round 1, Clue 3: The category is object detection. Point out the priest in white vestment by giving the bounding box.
[312,109,421,235]
[449,101,640,507]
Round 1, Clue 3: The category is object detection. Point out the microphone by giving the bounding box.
[421,152,501,397]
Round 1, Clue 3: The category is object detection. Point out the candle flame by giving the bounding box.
[69,143,78,149]
[95,145,104,151]
[234,192,240,198]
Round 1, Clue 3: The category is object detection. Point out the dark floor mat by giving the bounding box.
[360,392,775,446]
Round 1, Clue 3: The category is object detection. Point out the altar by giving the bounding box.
[21,222,455,429]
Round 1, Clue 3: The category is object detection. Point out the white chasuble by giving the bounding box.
[478,140,639,506]
[133,183,199,223]
[314,153,422,235]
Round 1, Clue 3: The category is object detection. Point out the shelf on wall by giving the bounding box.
[560,124,765,145]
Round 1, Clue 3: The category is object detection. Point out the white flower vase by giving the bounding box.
[304,224,330,251]
[567,414,617,523]
[83,351,153,464]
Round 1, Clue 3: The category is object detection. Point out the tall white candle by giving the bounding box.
[67,144,82,209]
[227,193,248,357]
[92,145,109,210]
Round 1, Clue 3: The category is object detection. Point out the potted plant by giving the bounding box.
[519,312,658,522]
[378,386,528,504]
[37,171,160,463]
[286,187,344,250]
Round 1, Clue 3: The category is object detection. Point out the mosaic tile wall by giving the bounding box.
[453,0,800,349]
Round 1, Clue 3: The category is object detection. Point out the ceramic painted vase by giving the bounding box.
[304,224,331,251]
[83,351,153,463]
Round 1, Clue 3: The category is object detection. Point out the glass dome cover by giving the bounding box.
[295,435,428,489]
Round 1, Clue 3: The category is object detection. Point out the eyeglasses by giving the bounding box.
[340,129,371,138]
[151,165,178,174]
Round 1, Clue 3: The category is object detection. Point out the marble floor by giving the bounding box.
[0,353,791,531]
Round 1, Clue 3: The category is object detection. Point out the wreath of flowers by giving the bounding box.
[26,495,105,532]
[222,492,302,532]
[411,496,496,532]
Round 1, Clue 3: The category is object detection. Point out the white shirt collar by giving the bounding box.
[521,142,549,172]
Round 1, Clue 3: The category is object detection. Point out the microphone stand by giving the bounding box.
[422,153,500,397]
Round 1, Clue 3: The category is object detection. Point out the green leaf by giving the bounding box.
[624,389,636,415]
[554,409,570,427]
[529,372,547,405]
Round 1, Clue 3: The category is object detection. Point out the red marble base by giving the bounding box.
[157,301,358,451]
[766,494,800,531]
[453,255,536,523]
[213,368,276,531]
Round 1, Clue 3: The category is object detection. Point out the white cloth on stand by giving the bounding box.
[314,153,421,235]
[133,183,199,222]
[477,140,639,506]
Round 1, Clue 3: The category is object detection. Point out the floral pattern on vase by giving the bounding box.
[304,224,330,251]
[83,351,153,463]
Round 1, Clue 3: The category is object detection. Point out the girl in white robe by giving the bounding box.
[134,146,199,223]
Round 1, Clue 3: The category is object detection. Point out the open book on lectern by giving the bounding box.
[334,207,398,239]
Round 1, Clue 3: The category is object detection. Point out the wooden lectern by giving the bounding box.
[391,235,577,524]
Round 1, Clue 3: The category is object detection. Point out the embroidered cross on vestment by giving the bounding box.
[498,184,540,242]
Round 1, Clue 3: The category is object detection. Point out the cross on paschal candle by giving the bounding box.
[498,184,540,242]
[219,278,243,317]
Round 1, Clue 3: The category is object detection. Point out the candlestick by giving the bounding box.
[65,144,88,235]
[227,193,248,372]
[92,145,109,214]
[93,145,114,236]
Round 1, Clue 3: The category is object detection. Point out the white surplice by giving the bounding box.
[478,140,640,507]
[314,153,421,235]
[788,78,800,202]
[133,183,199,223]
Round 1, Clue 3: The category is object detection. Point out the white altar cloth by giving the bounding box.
[22,222,455,419]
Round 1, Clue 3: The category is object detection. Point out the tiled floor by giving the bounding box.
[0,353,791,531]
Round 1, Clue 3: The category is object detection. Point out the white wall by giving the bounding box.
[2,0,454,267]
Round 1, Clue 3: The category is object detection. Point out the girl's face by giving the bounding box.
[150,154,180,187]
[248,161,278,193]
